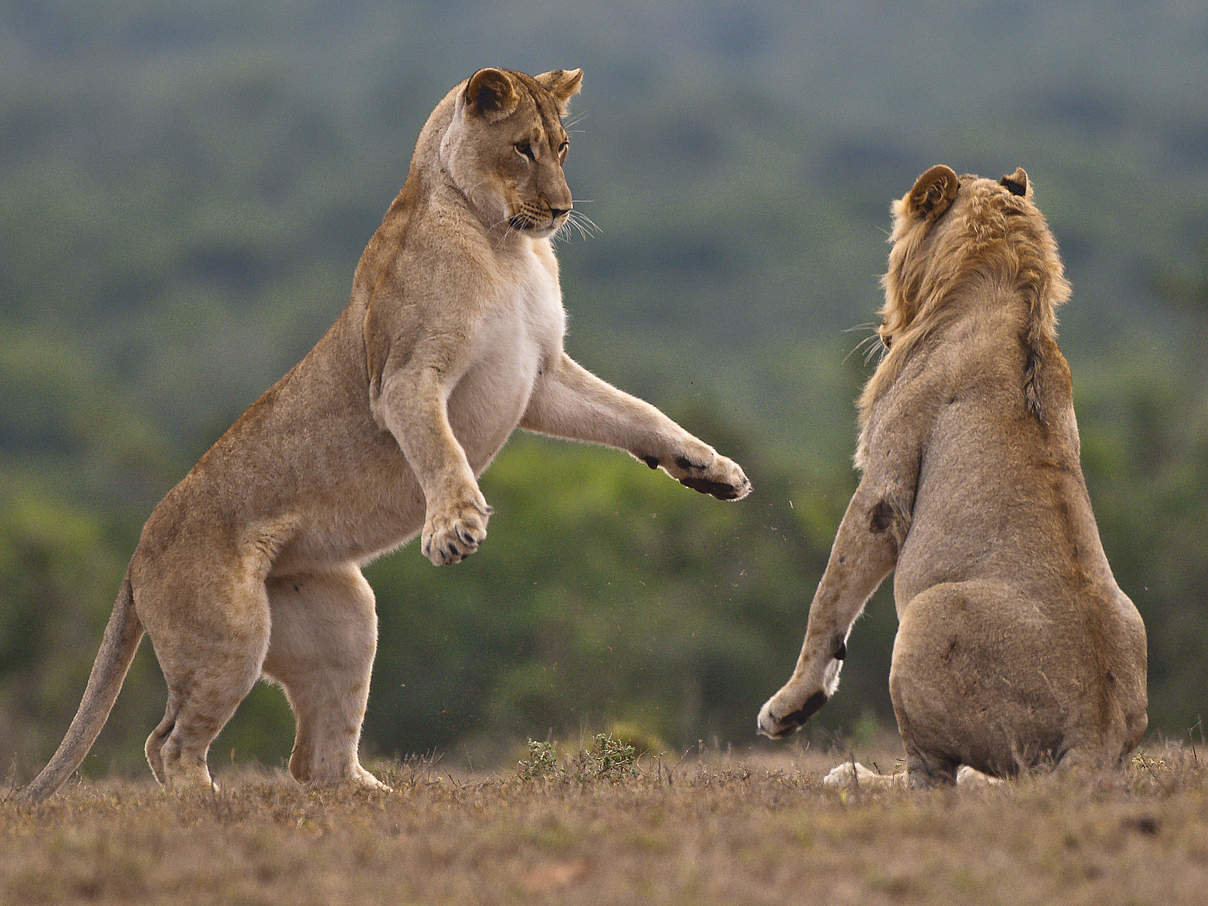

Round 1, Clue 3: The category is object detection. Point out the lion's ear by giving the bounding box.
[907,165,960,222]
[534,68,583,116]
[464,68,520,122]
[1000,167,1031,198]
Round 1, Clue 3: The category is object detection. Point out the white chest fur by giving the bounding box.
[446,239,565,470]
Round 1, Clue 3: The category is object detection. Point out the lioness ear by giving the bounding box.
[464,68,519,122]
[906,164,960,222]
[1000,166,1031,198]
[534,68,583,116]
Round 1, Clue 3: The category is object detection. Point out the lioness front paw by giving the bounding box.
[421,485,492,566]
[647,445,752,501]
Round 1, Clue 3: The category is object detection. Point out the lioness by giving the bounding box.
[23,67,751,801]
[757,165,1146,786]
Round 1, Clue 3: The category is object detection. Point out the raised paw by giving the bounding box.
[757,684,829,739]
[421,485,492,566]
[654,447,752,501]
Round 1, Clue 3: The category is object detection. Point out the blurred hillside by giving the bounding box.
[2,0,1205,776]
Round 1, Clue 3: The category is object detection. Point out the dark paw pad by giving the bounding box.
[679,475,744,500]
[778,691,828,731]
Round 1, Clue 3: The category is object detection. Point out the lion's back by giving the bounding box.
[891,323,1108,608]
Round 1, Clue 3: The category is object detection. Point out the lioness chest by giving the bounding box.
[446,239,565,471]
[231,239,565,571]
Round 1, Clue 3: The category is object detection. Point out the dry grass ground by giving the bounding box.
[3,739,1206,905]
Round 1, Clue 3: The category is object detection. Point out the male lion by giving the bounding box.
[757,165,1146,786]
[22,68,751,801]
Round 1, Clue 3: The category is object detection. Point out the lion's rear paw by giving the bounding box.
[823,761,902,790]
[955,765,1002,787]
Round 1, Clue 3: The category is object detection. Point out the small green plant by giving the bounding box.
[517,733,640,783]
[517,739,560,781]
[574,733,638,782]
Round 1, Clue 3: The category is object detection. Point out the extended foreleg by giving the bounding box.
[521,353,751,500]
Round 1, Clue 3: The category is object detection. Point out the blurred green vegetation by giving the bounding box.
[1,0,1205,778]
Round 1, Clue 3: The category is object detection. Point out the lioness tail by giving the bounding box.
[20,570,144,803]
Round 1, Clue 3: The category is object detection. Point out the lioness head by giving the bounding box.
[862,165,1072,420]
[440,67,582,238]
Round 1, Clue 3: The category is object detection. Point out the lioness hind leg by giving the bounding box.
[145,695,179,785]
[263,565,386,790]
[140,576,272,793]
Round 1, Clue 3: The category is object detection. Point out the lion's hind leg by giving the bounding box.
[890,580,1066,784]
[262,564,386,790]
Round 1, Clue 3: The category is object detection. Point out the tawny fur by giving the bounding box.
[757,165,1146,786]
[22,68,751,802]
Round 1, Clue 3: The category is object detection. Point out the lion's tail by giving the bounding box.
[20,569,144,803]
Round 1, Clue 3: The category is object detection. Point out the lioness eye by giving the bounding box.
[558,140,569,160]
[515,142,535,162]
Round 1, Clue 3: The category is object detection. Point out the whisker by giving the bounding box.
[568,210,602,235]
[554,210,596,243]
[575,215,600,240]
[842,335,874,365]
[487,213,520,249]
[842,329,886,366]
[841,321,878,334]
[863,338,887,366]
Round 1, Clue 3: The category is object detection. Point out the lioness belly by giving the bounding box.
[447,331,541,474]
[272,332,542,571]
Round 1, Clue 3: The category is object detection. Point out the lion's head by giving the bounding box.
[860,165,1071,423]
[439,67,582,238]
